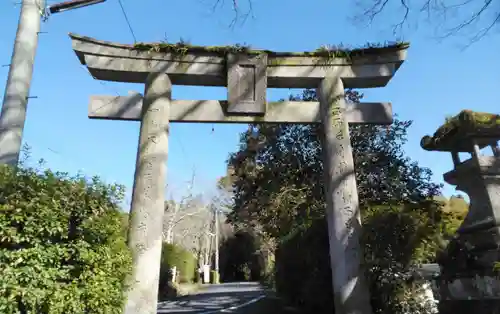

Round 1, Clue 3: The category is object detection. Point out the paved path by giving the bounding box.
[157,282,290,314]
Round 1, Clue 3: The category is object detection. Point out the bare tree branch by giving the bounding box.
[392,0,410,34]
[209,0,255,28]
[162,169,210,245]
[213,0,498,43]
[438,0,497,45]
[354,0,499,44]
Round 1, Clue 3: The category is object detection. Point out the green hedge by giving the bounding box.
[0,164,131,314]
[160,243,196,285]
[194,269,201,283]
[275,219,334,313]
[274,203,445,314]
[219,230,264,282]
[210,270,220,284]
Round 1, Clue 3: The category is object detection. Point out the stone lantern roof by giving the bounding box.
[420,110,500,153]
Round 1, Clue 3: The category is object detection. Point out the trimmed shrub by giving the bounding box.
[362,204,441,314]
[159,243,196,285]
[219,230,264,282]
[157,281,180,301]
[210,270,220,284]
[275,219,334,313]
[194,269,201,283]
[0,164,131,314]
[274,202,447,314]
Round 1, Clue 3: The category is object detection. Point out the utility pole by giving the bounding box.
[0,0,106,166]
[203,207,212,284]
[203,209,211,265]
[214,206,220,284]
[0,0,44,166]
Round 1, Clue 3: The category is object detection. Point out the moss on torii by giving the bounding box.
[132,40,409,60]
[421,110,500,152]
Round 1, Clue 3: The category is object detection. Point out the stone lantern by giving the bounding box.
[421,110,500,313]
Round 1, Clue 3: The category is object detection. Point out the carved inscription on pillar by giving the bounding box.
[124,73,171,314]
[318,77,372,314]
[330,104,361,275]
[226,53,267,115]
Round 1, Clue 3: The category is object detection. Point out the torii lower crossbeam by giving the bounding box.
[89,94,393,124]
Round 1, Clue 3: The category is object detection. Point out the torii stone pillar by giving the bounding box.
[124,72,171,314]
[319,77,372,313]
[68,33,409,314]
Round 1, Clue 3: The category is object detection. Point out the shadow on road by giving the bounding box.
[157,284,264,314]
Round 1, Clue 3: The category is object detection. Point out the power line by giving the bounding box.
[116,0,136,43]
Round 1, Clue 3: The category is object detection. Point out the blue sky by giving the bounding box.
[1,0,497,209]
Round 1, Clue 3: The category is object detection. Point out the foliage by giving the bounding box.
[159,243,196,285]
[270,201,449,314]
[210,270,220,284]
[157,281,180,301]
[261,263,276,290]
[120,212,130,239]
[157,243,197,301]
[363,202,449,266]
[274,219,334,313]
[223,88,454,313]
[219,229,264,282]
[213,173,236,217]
[194,269,201,283]
[434,195,468,217]
[0,163,131,314]
[226,89,442,238]
[362,203,443,314]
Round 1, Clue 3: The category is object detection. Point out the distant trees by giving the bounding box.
[161,173,212,268]
[162,173,233,277]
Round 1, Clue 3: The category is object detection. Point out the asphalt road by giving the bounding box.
[156,282,288,314]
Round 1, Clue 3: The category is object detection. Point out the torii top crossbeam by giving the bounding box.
[69,34,408,125]
[70,33,407,89]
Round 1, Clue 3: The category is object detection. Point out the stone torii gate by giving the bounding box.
[69,34,408,314]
